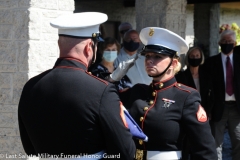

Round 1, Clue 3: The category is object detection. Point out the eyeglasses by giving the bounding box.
[219,40,235,44]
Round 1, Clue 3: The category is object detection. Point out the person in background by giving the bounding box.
[121,27,217,160]
[118,22,133,45]
[205,29,240,160]
[175,46,211,160]
[175,46,210,110]
[114,29,152,85]
[18,12,136,160]
[90,37,132,91]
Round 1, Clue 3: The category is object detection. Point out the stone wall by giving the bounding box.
[75,0,136,29]
[0,0,74,159]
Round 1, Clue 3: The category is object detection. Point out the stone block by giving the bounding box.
[12,88,24,105]
[29,10,42,40]
[43,41,58,57]
[0,73,12,89]
[0,136,25,158]
[16,41,29,72]
[0,113,14,128]
[0,0,18,9]
[13,10,29,40]
[29,0,58,10]
[0,24,13,39]
[0,128,18,137]
[58,0,74,11]
[0,88,12,104]
[0,41,17,64]
[0,104,17,113]
[0,10,14,24]
[42,33,58,41]
[0,64,17,72]
[13,73,28,89]
[18,0,30,8]
[42,19,58,34]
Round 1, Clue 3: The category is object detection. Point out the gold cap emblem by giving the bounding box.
[149,28,154,36]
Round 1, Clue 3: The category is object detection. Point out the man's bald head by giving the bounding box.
[123,30,140,43]
[58,36,95,66]
[118,22,133,39]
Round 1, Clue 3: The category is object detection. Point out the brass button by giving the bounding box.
[140,117,144,122]
[159,83,164,88]
[149,100,154,105]
[143,107,148,111]
[178,83,181,86]
[152,92,156,97]
[139,140,143,145]
[88,72,92,75]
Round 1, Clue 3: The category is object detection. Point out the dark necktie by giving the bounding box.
[226,56,233,96]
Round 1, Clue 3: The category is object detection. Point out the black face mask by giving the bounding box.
[123,40,140,52]
[188,57,202,67]
[220,43,234,55]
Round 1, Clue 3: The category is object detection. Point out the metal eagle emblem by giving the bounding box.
[149,28,154,36]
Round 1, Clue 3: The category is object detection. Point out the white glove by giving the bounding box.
[109,56,138,82]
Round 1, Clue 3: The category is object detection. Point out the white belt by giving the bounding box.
[39,150,105,160]
[147,151,181,160]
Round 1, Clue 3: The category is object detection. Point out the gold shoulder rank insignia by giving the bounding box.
[149,28,154,36]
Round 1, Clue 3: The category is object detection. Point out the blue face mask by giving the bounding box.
[102,51,118,62]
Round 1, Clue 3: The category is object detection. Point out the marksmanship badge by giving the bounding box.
[162,98,175,108]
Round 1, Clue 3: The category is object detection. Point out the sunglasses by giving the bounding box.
[120,29,130,35]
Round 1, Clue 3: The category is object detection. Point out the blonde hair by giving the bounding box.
[185,47,205,66]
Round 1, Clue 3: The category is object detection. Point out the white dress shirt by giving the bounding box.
[114,48,152,85]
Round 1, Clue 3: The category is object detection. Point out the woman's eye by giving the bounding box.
[145,55,150,58]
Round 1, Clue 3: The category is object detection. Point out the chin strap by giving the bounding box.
[148,58,173,78]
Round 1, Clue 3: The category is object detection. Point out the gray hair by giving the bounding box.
[118,22,132,31]
[219,29,236,42]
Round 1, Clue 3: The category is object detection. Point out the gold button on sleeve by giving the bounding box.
[140,117,144,122]
[143,107,148,111]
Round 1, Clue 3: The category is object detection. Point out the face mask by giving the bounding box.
[123,40,140,52]
[102,51,118,62]
[220,43,234,55]
[188,58,202,67]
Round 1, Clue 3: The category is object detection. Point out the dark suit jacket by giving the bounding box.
[204,53,240,122]
[175,66,210,112]
[234,45,240,54]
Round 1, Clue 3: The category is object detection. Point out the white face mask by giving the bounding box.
[102,51,118,62]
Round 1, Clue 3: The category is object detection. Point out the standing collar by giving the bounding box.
[54,58,88,70]
[151,76,176,91]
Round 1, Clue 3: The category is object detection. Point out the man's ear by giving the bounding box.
[84,40,93,57]
[171,58,178,68]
